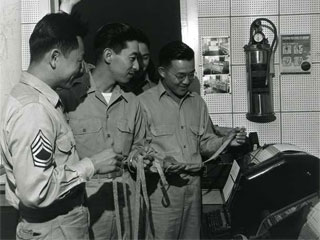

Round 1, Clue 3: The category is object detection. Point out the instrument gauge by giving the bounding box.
[253,32,265,43]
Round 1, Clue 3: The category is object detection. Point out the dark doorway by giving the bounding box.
[71,0,182,65]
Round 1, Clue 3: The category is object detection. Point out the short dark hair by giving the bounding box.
[135,28,150,49]
[29,13,87,63]
[158,41,194,67]
[94,23,139,62]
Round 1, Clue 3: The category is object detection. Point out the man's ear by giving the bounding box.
[158,66,166,79]
[103,48,113,64]
[49,49,61,69]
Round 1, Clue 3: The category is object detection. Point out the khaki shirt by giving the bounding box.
[138,81,224,165]
[0,72,95,209]
[58,72,145,162]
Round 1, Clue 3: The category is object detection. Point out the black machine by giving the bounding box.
[201,139,320,239]
[202,160,242,238]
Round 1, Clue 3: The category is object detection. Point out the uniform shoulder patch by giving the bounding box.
[31,130,53,168]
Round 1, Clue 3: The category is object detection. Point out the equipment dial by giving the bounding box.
[253,32,265,43]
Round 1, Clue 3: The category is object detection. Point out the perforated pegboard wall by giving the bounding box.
[281,64,320,112]
[199,18,230,40]
[198,66,204,93]
[198,0,230,17]
[203,93,232,114]
[280,0,320,15]
[231,65,247,112]
[231,0,278,16]
[282,112,320,156]
[231,16,279,65]
[272,66,280,112]
[280,15,320,63]
[21,0,40,23]
[234,113,281,145]
[21,24,35,71]
[198,64,233,114]
[210,113,233,128]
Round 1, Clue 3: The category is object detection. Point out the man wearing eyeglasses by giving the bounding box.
[138,41,247,239]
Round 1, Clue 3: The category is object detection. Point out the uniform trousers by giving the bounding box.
[147,174,201,240]
[86,171,136,240]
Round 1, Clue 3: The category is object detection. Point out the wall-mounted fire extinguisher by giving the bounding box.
[244,18,278,123]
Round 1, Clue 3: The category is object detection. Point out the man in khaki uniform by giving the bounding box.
[58,23,150,239]
[0,13,122,240]
[138,41,247,239]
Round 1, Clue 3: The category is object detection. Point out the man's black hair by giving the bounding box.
[29,13,87,63]
[94,22,139,63]
[158,41,194,67]
[135,28,151,49]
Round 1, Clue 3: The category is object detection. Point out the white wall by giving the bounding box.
[0,0,21,120]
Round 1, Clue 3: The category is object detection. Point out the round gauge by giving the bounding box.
[253,32,265,43]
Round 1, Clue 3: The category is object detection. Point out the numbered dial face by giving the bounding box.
[253,32,265,43]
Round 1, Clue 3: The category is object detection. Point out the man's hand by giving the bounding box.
[90,148,123,174]
[59,0,81,14]
[162,156,186,174]
[128,147,154,170]
[230,127,247,147]
[141,154,154,169]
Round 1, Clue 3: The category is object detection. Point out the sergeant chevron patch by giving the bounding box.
[31,130,53,168]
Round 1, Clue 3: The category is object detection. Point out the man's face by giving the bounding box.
[110,40,139,84]
[161,59,195,98]
[159,59,195,98]
[134,42,150,80]
[138,42,150,73]
[58,36,85,89]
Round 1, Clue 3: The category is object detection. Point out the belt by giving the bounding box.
[91,165,131,180]
[19,185,85,223]
[92,170,123,180]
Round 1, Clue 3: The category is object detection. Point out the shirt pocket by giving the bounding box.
[68,118,105,158]
[150,125,176,153]
[188,125,205,154]
[115,119,134,156]
[71,118,102,135]
[55,132,75,165]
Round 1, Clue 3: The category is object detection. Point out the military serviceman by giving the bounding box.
[0,13,122,240]
[58,23,151,239]
[139,41,247,239]
[124,28,159,95]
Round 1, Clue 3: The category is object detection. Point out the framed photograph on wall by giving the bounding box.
[201,36,231,94]
[280,34,311,74]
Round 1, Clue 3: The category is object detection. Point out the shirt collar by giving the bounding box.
[21,71,60,107]
[156,80,195,101]
[156,80,167,99]
[112,85,129,103]
[87,71,129,103]
[87,71,97,94]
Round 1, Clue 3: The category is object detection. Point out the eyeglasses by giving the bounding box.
[167,70,197,82]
